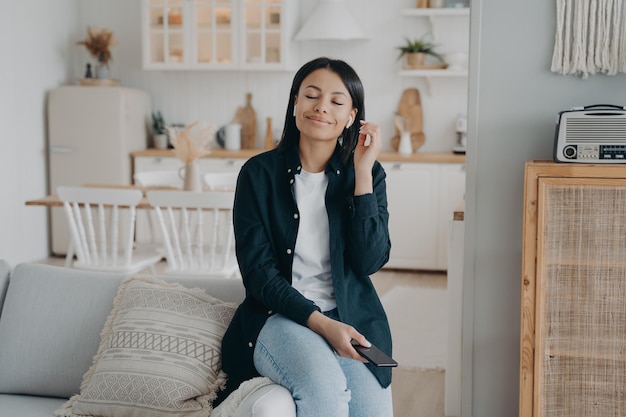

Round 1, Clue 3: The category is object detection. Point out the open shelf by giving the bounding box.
[401,8,470,17]
[402,7,470,34]
[399,69,468,95]
[400,69,467,77]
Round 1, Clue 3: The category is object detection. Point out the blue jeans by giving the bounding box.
[253,311,393,417]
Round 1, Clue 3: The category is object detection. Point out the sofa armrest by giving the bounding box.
[0,260,10,315]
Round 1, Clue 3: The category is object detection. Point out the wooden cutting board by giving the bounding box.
[232,92,257,149]
[390,88,425,152]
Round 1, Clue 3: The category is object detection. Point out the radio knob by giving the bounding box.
[563,145,577,159]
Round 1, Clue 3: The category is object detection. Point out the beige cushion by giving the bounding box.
[55,276,236,417]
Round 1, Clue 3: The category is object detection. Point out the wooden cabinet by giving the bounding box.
[383,161,465,270]
[142,0,297,70]
[520,161,626,417]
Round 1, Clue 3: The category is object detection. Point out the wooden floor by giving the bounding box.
[372,268,447,417]
[38,257,447,417]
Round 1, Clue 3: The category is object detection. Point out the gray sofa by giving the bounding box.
[0,260,294,417]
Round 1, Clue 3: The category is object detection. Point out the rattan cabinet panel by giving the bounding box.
[520,161,626,417]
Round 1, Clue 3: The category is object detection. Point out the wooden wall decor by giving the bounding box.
[390,88,425,152]
[233,92,257,149]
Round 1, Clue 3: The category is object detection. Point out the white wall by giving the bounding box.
[76,0,468,151]
[463,1,626,416]
[0,0,78,266]
[1,0,469,267]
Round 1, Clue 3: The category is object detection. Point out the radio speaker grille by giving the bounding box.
[565,117,626,143]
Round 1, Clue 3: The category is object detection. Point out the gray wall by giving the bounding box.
[464,0,625,416]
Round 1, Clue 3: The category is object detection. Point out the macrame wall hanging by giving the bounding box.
[551,0,626,78]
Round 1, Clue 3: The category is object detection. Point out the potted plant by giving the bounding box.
[151,111,168,149]
[397,36,444,68]
[77,27,116,79]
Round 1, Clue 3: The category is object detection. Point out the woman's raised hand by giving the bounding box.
[353,120,382,195]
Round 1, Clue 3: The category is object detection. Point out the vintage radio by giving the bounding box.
[553,104,626,163]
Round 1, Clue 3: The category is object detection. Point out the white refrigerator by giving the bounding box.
[47,86,151,255]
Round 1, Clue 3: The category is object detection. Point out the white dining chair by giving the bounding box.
[202,172,238,190]
[57,186,163,274]
[133,170,184,249]
[146,190,239,278]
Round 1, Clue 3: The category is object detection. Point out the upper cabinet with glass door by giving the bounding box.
[241,0,297,70]
[142,0,297,70]
[143,0,236,69]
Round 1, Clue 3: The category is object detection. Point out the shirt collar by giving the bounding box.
[283,141,344,177]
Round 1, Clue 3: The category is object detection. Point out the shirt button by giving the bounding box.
[293,213,299,219]
[297,165,302,171]
[287,249,292,254]
[248,342,253,348]
[289,178,294,184]
[287,168,292,173]
[268,310,273,315]
[336,169,341,175]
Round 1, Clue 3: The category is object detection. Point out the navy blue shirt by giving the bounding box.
[219,142,392,400]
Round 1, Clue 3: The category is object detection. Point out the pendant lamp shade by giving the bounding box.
[295,0,368,41]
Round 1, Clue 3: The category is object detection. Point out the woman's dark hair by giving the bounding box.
[277,57,365,165]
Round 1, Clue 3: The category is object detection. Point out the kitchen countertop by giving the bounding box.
[132,149,466,164]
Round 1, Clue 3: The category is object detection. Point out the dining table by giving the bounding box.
[25,184,232,267]
[25,184,184,209]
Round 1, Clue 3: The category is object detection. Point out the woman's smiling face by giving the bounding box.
[294,68,357,144]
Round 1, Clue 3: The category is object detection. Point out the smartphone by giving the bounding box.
[351,340,398,368]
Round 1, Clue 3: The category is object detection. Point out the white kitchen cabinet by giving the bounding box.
[436,163,466,269]
[240,0,298,70]
[134,155,246,176]
[383,161,465,270]
[142,0,297,70]
[384,162,439,269]
[446,199,464,417]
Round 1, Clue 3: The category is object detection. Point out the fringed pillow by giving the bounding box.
[55,276,237,417]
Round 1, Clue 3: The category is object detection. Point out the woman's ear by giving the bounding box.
[346,109,358,128]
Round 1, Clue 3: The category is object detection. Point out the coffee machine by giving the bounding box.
[453,114,467,154]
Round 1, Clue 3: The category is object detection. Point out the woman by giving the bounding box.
[220,57,393,417]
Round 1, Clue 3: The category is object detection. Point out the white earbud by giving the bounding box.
[293,106,297,117]
[347,116,353,128]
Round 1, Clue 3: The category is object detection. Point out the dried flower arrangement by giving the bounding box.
[77,27,117,66]
[168,122,216,163]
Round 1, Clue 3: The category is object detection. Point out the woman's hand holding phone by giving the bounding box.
[307,311,370,363]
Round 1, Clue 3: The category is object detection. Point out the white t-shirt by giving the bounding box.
[292,169,336,312]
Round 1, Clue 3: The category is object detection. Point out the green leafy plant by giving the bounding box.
[396,36,443,61]
[152,111,166,134]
